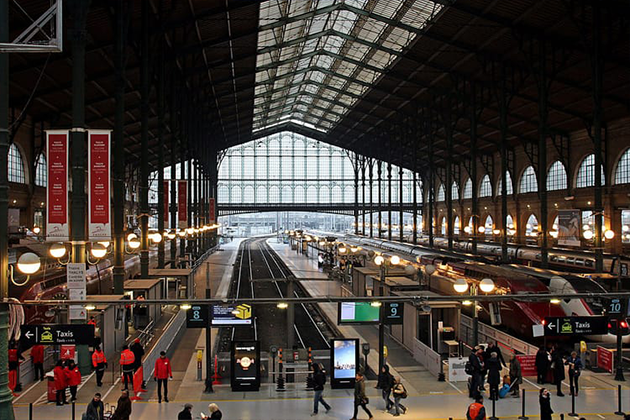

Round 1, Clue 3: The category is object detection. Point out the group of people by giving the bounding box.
[467,341,522,400]
[536,346,582,396]
[377,365,407,417]
[466,388,555,420]
[53,359,82,405]
[119,338,146,392]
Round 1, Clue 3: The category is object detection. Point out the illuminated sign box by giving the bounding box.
[211,304,252,326]
[338,302,380,324]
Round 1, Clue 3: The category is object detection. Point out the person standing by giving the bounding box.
[466,396,486,420]
[130,338,145,386]
[92,346,107,387]
[351,372,373,420]
[84,393,105,420]
[536,347,549,384]
[67,360,81,401]
[311,363,331,416]
[154,351,173,403]
[565,351,582,396]
[120,345,135,391]
[202,403,222,419]
[391,377,407,417]
[468,347,484,398]
[539,388,553,420]
[486,352,501,401]
[509,354,522,397]
[111,390,132,420]
[30,344,44,382]
[53,360,67,406]
[178,403,194,420]
[551,347,565,397]
[377,364,394,412]
[485,341,506,368]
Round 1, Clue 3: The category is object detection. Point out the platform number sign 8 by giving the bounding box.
[186,304,209,328]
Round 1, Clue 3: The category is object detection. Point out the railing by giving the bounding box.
[460,314,538,355]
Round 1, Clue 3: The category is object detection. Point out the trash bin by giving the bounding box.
[46,372,56,402]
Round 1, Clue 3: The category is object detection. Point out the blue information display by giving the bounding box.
[330,338,359,389]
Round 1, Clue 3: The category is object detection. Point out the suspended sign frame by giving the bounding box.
[45,130,69,242]
[163,180,169,224]
[208,197,216,224]
[88,130,112,240]
[178,180,187,228]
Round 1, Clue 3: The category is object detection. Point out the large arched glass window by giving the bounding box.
[451,181,459,200]
[453,216,460,235]
[463,178,472,199]
[483,215,493,235]
[479,175,492,197]
[35,153,47,187]
[576,154,606,188]
[615,149,630,184]
[8,144,26,184]
[437,184,445,202]
[519,166,538,193]
[525,214,539,237]
[496,171,513,195]
[440,216,446,236]
[547,161,568,191]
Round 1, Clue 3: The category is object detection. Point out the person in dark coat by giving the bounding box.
[485,341,506,368]
[377,364,394,411]
[551,347,565,396]
[312,363,331,415]
[351,372,372,420]
[468,347,485,398]
[203,403,222,419]
[486,352,501,401]
[84,393,105,420]
[130,338,145,372]
[509,354,522,397]
[111,390,132,420]
[178,403,193,420]
[535,347,549,384]
[539,388,553,420]
[565,351,582,396]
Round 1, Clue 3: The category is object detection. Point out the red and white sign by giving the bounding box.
[208,197,216,224]
[597,345,614,373]
[60,345,76,361]
[178,180,187,228]
[45,130,69,242]
[516,354,538,377]
[88,130,111,240]
[164,181,169,224]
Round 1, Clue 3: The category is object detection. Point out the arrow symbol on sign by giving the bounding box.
[547,323,556,330]
[25,331,34,339]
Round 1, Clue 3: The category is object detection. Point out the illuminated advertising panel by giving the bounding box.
[338,302,380,324]
[231,341,260,391]
[330,338,359,389]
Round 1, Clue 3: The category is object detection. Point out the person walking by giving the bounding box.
[84,393,105,420]
[178,403,194,420]
[486,352,501,401]
[539,388,553,420]
[53,360,67,406]
[111,390,132,420]
[153,351,173,403]
[551,347,565,397]
[351,372,373,420]
[509,354,522,397]
[311,363,331,416]
[120,345,135,391]
[92,346,107,387]
[468,347,484,398]
[391,377,407,416]
[565,351,582,396]
[67,360,81,401]
[377,364,394,412]
[535,347,549,384]
[30,344,44,382]
[466,396,486,420]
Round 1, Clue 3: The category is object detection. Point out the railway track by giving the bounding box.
[218,237,335,353]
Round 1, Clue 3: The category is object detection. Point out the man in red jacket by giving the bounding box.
[92,345,107,387]
[30,344,45,381]
[154,351,173,403]
[66,360,81,401]
[53,360,67,406]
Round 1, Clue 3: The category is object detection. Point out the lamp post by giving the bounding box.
[453,277,495,347]
[374,255,400,373]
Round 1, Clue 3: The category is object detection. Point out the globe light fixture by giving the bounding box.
[374,255,385,266]
[90,243,108,259]
[583,230,594,240]
[453,278,469,294]
[127,232,138,241]
[167,230,176,240]
[338,246,347,255]
[151,232,163,244]
[390,255,401,265]
[49,243,67,259]
[493,229,500,235]
[128,237,141,250]
[479,278,495,293]
[604,230,615,240]
[33,226,41,234]
[424,264,436,276]
[17,252,41,275]
[464,226,472,234]
[478,226,486,234]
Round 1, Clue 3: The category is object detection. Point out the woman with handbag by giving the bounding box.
[391,377,407,416]
[351,372,373,420]
[565,351,582,396]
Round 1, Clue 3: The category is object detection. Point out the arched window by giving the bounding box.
[451,181,459,201]
[307,186,318,203]
[416,181,423,204]
[576,154,606,188]
[483,215,493,235]
[496,171,513,195]
[525,214,539,237]
[294,186,305,203]
[440,217,446,236]
[437,184,445,202]
[231,186,242,203]
[256,186,267,203]
[506,215,515,236]
[8,144,26,184]
[453,216,460,235]
[243,186,254,203]
[35,153,47,187]
[269,186,280,202]
[319,186,330,203]
[615,149,630,184]
[218,185,229,203]
[479,175,492,197]
[282,186,292,203]
[547,161,568,191]
[463,178,472,199]
[519,166,538,193]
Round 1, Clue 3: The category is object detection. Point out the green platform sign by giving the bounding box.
[338,302,380,324]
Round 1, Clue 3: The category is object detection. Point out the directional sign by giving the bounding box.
[383,302,404,325]
[20,324,95,346]
[186,304,209,328]
[544,316,608,336]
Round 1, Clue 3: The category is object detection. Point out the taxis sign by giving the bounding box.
[544,316,608,336]
[20,324,95,346]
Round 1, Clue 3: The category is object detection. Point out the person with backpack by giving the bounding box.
[351,372,373,420]
[377,364,394,412]
[391,377,407,417]
[311,363,331,416]
[466,395,486,420]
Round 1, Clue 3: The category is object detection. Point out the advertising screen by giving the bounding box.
[231,341,260,391]
[338,302,380,324]
[330,338,359,389]
[211,304,252,325]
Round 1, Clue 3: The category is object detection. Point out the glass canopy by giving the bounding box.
[254,0,443,133]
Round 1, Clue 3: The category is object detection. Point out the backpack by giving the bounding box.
[398,384,408,399]
[465,361,474,375]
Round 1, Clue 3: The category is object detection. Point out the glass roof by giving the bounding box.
[254,0,443,134]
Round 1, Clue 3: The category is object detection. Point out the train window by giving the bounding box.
[575,259,585,266]
[550,255,558,262]
[565,257,575,264]
[557,256,566,263]
[585,260,594,267]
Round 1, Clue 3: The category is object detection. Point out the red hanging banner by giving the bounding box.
[178,180,188,228]
[208,197,216,224]
[45,130,69,242]
[88,130,112,240]
[164,181,169,225]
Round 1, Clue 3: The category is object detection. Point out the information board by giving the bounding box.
[211,304,252,325]
[515,355,537,377]
[338,302,380,324]
[597,345,614,373]
[383,302,404,325]
[186,304,209,328]
[448,357,468,382]
[544,316,608,336]
[20,325,95,346]
[231,341,260,391]
[330,338,358,389]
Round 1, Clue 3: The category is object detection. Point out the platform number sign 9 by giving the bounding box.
[384,302,404,325]
[186,304,209,328]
